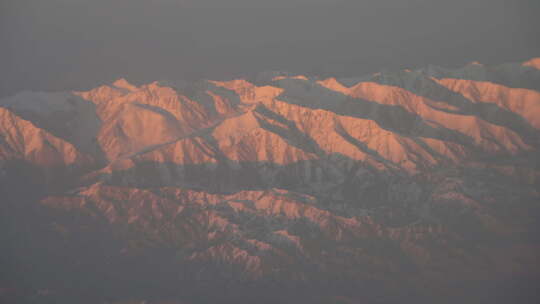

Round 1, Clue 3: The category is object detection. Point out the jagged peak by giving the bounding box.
[143,80,163,89]
[272,75,309,81]
[210,79,283,104]
[212,110,262,141]
[523,57,540,69]
[210,78,254,89]
[112,78,138,92]
[317,77,350,94]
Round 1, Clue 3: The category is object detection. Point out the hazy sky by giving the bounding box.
[1,0,539,96]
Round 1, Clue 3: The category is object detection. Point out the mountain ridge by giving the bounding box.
[1,58,539,304]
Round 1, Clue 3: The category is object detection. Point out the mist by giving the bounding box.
[1,0,539,96]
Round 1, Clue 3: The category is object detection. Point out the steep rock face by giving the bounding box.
[211,79,284,104]
[0,107,91,168]
[2,58,540,304]
[212,110,319,164]
[96,101,185,160]
[319,79,532,154]
[0,91,102,156]
[435,78,540,129]
[0,107,94,194]
[75,79,244,161]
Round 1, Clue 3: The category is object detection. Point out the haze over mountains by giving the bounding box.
[1,59,540,303]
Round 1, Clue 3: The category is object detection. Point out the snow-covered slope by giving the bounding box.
[1,59,539,304]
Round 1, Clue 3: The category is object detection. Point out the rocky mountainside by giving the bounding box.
[1,59,539,304]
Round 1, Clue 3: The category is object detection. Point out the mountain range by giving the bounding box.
[1,58,539,304]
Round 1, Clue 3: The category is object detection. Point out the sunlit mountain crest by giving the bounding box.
[1,58,539,304]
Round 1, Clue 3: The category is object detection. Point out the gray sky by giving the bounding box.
[1,0,539,96]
